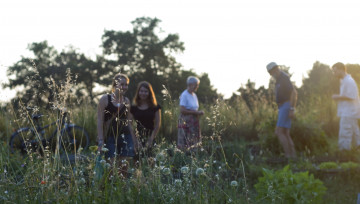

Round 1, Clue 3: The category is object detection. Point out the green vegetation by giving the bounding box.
[254,165,326,204]
[2,17,360,203]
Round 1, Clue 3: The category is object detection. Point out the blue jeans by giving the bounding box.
[105,134,135,158]
[277,102,291,129]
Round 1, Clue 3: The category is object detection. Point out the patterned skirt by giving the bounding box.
[177,114,201,150]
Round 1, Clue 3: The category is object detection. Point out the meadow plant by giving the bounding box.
[255,165,326,204]
[0,67,339,203]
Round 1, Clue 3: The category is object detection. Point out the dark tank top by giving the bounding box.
[104,94,130,136]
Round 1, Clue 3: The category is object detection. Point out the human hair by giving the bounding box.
[111,73,130,92]
[187,76,200,85]
[133,81,157,107]
[332,62,346,72]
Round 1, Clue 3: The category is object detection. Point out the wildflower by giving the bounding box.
[156,153,165,162]
[105,163,111,169]
[230,180,238,187]
[89,145,98,153]
[100,159,106,165]
[181,166,190,174]
[162,167,171,175]
[174,179,182,186]
[196,168,205,176]
[79,178,86,184]
[101,147,109,152]
[77,147,83,154]
[40,180,46,185]
[4,191,8,194]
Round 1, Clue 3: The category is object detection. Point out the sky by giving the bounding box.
[1,0,360,102]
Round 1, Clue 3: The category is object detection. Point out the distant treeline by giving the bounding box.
[3,17,360,112]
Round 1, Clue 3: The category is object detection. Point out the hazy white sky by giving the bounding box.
[1,0,360,102]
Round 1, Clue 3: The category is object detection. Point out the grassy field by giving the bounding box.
[1,95,360,203]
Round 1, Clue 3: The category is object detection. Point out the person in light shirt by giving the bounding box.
[332,62,360,150]
[177,76,204,150]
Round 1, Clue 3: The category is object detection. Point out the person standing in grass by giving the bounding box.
[266,62,297,159]
[332,62,360,150]
[177,76,204,151]
[97,73,138,177]
[130,81,161,158]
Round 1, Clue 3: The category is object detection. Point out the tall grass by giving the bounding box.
[0,68,347,203]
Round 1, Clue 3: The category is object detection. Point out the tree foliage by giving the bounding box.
[4,17,219,108]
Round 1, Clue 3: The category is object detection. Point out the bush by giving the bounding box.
[340,162,359,170]
[254,165,326,204]
[257,105,329,156]
[319,162,338,170]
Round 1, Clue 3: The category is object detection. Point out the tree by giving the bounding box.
[5,41,59,107]
[101,17,219,104]
[299,61,337,102]
[5,17,220,108]
[235,80,271,113]
[4,41,102,108]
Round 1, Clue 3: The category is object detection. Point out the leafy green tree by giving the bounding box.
[5,41,58,107]
[101,17,218,104]
[346,64,360,87]
[299,61,337,102]
[4,41,102,108]
[297,61,339,135]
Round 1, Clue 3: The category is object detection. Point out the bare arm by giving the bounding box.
[125,98,139,152]
[289,88,297,118]
[332,94,353,101]
[147,109,161,147]
[180,106,204,116]
[290,88,298,108]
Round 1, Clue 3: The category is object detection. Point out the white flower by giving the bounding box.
[181,166,189,174]
[100,159,106,165]
[101,147,109,152]
[230,180,238,187]
[174,179,182,185]
[79,178,86,184]
[196,168,205,176]
[105,163,111,169]
[4,191,8,194]
[162,167,171,175]
[77,147,83,154]
[156,153,165,162]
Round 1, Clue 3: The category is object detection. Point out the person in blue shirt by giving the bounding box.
[267,62,297,159]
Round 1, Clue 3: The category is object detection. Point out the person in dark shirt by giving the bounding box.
[130,81,161,157]
[267,62,297,159]
[97,73,138,177]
